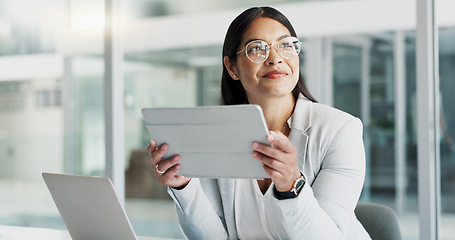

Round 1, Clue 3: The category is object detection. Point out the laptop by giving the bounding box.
[42,172,173,240]
[142,104,270,179]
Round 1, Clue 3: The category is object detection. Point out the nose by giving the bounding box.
[266,44,283,65]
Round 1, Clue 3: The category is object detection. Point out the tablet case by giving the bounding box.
[142,105,269,179]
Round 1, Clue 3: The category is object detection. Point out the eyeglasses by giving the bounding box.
[236,36,302,63]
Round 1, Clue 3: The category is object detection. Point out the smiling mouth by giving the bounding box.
[263,70,288,79]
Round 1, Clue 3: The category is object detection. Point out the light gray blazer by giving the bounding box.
[168,94,371,240]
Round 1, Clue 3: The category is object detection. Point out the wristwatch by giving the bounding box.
[274,172,306,200]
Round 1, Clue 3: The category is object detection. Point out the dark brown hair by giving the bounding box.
[221,6,316,105]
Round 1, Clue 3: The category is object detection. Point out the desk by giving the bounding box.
[0,225,178,240]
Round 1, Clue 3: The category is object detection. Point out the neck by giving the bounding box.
[248,94,295,132]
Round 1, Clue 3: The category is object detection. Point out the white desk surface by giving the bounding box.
[0,225,178,240]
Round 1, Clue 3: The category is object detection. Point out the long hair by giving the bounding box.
[221,6,317,105]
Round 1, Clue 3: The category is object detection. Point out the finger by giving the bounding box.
[159,167,192,189]
[155,155,181,174]
[147,139,158,155]
[262,163,284,179]
[252,142,285,162]
[267,131,295,153]
[160,164,182,183]
[253,151,286,173]
[151,143,168,165]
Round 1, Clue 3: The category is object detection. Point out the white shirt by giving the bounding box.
[235,179,288,240]
[235,116,294,240]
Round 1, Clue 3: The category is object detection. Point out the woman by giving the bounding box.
[147,6,370,240]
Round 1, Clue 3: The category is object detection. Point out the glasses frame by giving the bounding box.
[236,36,302,63]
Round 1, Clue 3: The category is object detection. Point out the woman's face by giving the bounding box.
[228,17,300,103]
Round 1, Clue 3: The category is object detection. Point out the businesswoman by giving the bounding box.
[148,6,370,240]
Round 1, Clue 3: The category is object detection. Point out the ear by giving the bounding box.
[223,56,239,80]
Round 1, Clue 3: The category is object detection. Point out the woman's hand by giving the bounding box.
[147,138,191,189]
[252,131,300,192]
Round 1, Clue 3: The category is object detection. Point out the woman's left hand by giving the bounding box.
[253,131,301,192]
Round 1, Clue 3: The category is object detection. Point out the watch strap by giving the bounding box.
[274,172,305,200]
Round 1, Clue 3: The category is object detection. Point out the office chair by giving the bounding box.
[355,203,402,240]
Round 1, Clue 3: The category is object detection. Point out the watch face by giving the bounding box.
[294,178,305,194]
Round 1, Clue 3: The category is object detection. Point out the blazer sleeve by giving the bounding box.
[264,117,367,239]
[167,178,229,240]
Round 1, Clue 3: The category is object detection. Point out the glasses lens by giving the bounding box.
[246,40,269,63]
[278,37,301,59]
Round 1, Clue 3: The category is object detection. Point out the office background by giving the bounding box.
[0,0,454,239]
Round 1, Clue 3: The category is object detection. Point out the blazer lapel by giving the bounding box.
[217,178,237,239]
[289,94,313,170]
[289,130,309,171]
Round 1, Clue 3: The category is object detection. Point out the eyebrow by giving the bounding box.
[242,34,291,46]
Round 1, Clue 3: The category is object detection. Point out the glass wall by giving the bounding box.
[330,32,421,239]
[0,0,105,230]
[438,26,455,239]
[122,50,200,238]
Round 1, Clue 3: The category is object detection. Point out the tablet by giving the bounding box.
[142,105,270,179]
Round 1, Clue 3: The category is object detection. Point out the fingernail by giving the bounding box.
[252,142,259,149]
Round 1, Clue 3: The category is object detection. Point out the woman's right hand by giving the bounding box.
[147,138,191,189]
